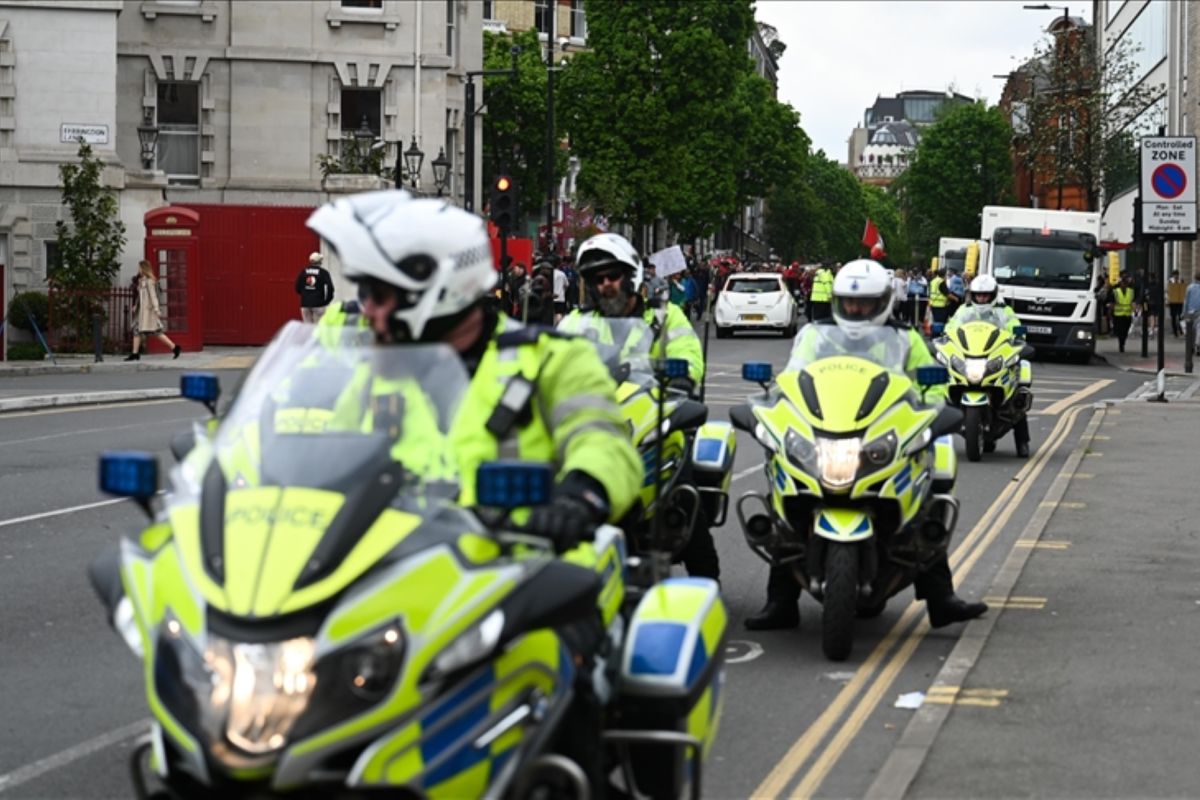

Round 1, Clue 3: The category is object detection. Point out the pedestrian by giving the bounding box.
[1112,273,1136,353]
[1184,272,1200,355]
[946,268,965,315]
[892,268,909,323]
[929,268,951,326]
[503,259,525,317]
[124,259,181,361]
[908,269,929,327]
[552,261,569,323]
[809,262,834,321]
[694,263,710,319]
[1168,270,1185,337]
[1094,274,1112,336]
[295,252,334,323]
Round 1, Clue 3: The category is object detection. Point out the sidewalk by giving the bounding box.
[869,396,1200,798]
[1093,325,1195,376]
[0,346,261,376]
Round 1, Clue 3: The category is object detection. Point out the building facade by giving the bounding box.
[847,89,973,185]
[1,0,481,349]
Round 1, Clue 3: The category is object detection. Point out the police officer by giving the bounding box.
[306,192,641,553]
[929,268,950,326]
[746,259,988,631]
[809,262,835,321]
[558,233,718,579]
[1112,273,1136,353]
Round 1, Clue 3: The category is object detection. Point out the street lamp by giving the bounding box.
[403,137,425,191]
[353,116,375,174]
[136,108,159,170]
[431,147,451,197]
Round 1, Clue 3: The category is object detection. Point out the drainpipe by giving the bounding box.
[413,0,423,182]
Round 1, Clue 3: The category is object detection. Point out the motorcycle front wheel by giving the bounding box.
[963,406,986,463]
[821,542,859,661]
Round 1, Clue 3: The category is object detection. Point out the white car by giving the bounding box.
[714,273,799,338]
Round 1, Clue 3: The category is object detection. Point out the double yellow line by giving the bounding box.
[752,402,1091,799]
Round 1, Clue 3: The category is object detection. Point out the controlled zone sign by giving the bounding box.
[1140,135,1197,238]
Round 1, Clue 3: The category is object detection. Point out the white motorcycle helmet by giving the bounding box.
[832,259,894,339]
[575,232,644,292]
[969,274,999,310]
[306,191,496,341]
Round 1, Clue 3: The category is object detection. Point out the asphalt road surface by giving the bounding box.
[0,335,1144,799]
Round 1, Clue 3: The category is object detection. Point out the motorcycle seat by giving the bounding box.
[670,400,708,432]
[930,405,964,439]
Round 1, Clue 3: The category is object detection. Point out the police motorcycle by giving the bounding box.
[727,326,963,661]
[930,314,1034,462]
[90,322,726,800]
[568,316,737,567]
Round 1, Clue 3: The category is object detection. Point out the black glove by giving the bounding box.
[524,472,610,554]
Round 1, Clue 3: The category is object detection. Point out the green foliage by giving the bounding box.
[902,102,1013,255]
[483,29,568,221]
[316,137,394,182]
[766,150,868,263]
[54,140,126,292]
[6,290,49,334]
[861,183,908,266]
[5,342,46,361]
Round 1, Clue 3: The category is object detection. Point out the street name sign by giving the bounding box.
[60,123,109,145]
[1140,135,1197,238]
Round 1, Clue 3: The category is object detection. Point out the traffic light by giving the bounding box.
[489,174,518,233]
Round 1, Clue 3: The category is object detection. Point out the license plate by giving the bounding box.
[741,314,765,321]
[1027,325,1052,335]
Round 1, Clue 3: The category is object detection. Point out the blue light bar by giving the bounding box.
[1013,325,1028,338]
[915,365,949,387]
[931,323,945,336]
[742,362,773,383]
[475,461,554,509]
[99,451,158,499]
[180,373,220,405]
[663,358,689,379]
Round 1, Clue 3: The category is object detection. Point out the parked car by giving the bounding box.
[714,273,800,338]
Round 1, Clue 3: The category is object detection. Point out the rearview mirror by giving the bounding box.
[916,365,949,387]
[729,404,757,434]
[475,461,554,509]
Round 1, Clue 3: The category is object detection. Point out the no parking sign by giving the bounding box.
[1140,136,1197,238]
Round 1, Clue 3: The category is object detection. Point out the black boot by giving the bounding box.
[680,522,720,581]
[745,565,800,630]
[172,344,182,359]
[1014,416,1031,458]
[926,594,988,629]
[123,352,139,361]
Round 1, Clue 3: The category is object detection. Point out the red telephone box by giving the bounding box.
[144,206,203,352]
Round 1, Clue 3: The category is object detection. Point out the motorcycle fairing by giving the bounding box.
[812,507,874,542]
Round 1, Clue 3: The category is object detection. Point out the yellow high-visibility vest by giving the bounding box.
[930,276,948,308]
[1113,287,1134,317]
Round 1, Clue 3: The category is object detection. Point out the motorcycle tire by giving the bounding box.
[821,542,859,661]
[963,406,985,463]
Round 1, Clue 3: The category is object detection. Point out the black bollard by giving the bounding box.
[93,313,104,363]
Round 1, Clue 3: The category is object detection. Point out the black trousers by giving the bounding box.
[809,301,831,322]
[1170,303,1183,336]
[763,552,954,605]
[1114,315,1132,350]
[931,305,951,325]
[679,521,720,579]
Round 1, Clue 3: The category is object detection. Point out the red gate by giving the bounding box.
[181,204,319,345]
[144,206,202,352]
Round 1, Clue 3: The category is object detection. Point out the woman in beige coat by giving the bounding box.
[125,260,181,360]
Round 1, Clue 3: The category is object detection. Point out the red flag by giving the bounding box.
[862,218,886,259]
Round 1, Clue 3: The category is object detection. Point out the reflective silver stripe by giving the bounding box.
[556,419,626,460]
[549,394,617,429]
[496,348,519,363]
[666,326,698,342]
[497,436,522,459]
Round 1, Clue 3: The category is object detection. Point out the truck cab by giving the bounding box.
[980,206,1101,361]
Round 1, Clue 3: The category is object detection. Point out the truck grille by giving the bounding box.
[1010,299,1077,317]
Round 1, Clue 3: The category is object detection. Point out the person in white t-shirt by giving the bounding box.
[553,265,569,322]
[892,269,909,323]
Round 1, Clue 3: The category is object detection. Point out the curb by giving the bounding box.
[0,388,181,413]
[1093,352,1192,378]
[864,403,1106,800]
[0,361,203,377]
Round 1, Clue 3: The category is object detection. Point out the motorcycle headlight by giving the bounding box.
[965,358,987,384]
[986,356,1005,375]
[784,429,818,474]
[861,432,897,471]
[205,635,317,756]
[816,437,861,490]
[431,609,505,678]
[950,355,967,376]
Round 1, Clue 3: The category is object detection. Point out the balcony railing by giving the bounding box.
[853,162,908,180]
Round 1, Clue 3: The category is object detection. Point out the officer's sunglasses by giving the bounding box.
[586,267,625,286]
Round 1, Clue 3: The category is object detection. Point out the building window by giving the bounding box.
[340,88,382,163]
[156,82,200,184]
[44,241,60,281]
[534,0,550,33]
[341,0,383,8]
[482,0,493,20]
[446,0,456,57]
[570,0,586,39]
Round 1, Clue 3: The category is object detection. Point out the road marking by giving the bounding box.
[1034,379,1113,416]
[1084,451,1103,457]
[924,687,1009,707]
[0,498,128,529]
[0,719,150,793]
[1074,473,1094,479]
[983,596,1047,610]
[1092,434,1111,440]
[725,640,765,664]
[1015,539,1071,550]
[732,462,764,482]
[1040,501,1085,509]
[759,403,1086,799]
[0,415,197,446]
[0,398,183,419]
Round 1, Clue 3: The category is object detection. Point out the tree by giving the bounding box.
[482,29,566,221]
[902,102,1013,255]
[560,0,758,249]
[54,139,126,292]
[1016,26,1164,211]
[766,150,867,263]
[861,183,908,266]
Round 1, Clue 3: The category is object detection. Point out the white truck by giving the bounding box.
[937,237,986,280]
[979,206,1102,362]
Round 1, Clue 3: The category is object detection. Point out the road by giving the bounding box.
[0,335,1144,798]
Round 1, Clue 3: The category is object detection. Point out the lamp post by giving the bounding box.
[1023,4,1071,209]
[136,108,159,170]
[403,137,424,192]
[353,116,375,174]
[431,147,451,197]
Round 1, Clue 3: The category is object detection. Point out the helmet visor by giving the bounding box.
[834,294,887,322]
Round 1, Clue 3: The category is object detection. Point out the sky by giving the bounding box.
[763,0,1093,162]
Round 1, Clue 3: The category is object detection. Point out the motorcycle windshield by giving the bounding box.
[783,324,911,376]
[952,307,1009,330]
[176,321,468,497]
[568,315,658,378]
